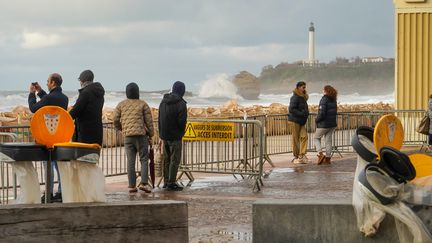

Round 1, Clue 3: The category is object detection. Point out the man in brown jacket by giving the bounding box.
[113,82,154,193]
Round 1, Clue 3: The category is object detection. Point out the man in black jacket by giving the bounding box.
[288,81,309,164]
[158,81,187,191]
[28,73,68,112]
[28,73,68,202]
[69,70,105,146]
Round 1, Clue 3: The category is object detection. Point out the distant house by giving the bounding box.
[361,56,386,63]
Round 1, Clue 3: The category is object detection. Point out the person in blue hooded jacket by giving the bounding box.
[314,85,338,165]
[158,81,187,191]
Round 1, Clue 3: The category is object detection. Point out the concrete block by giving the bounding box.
[253,198,400,243]
[0,201,188,243]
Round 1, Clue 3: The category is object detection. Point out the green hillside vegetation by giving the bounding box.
[258,60,394,95]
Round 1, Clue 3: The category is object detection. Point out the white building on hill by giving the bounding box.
[361,56,386,63]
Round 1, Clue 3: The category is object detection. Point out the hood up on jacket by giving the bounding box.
[80,82,105,98]
[126,82,139,99]
[161,92,185,105]
[172,81,186,97]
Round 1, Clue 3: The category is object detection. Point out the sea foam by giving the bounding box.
[0,90,394,112]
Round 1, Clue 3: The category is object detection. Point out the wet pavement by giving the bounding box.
[105,153,358,243]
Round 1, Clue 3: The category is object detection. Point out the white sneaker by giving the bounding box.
[138,183,152,193]
[292,157,302,164]
[299,155,309,164]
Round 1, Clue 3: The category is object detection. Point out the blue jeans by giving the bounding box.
[43,160,61,193]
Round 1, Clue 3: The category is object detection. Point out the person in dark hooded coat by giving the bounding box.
[113,82,154,193]
[158,81,187,191]
[69,70,105,145]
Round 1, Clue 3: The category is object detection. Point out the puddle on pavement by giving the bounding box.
[184,175,243,190]
[270,168,302,173]
[270,167,351,174]
[294,167,305,173]
[178,168,310,189]
[216,230,252,241]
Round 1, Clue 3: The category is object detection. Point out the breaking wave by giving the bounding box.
[197,73,241,99]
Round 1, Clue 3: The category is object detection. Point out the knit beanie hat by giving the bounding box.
[126,82,139,99]
[172,81,185,97]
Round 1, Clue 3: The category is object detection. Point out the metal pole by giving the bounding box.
[45,149,52,203]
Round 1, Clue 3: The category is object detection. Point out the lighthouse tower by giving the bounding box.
[308,22,315,63]
[303,22,318,67]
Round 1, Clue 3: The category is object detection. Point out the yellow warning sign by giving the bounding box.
[183,122,235,141]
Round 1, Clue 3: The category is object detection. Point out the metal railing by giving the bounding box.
[249,110,427,162]
[0,132,18,204]
[178,119,264,191]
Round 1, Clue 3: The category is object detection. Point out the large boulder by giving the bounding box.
[232,71,260,100]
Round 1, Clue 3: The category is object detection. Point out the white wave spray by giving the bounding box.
[198,73,241,99]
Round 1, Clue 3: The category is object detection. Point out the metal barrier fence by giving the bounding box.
[0,123,131,204]
[0,110,428,203]
[249,110,427,164]
[0,128,44,204]
[0,132,18,204]
[178,119,264,191]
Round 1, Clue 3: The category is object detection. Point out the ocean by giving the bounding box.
[0,74,394,112]
[0,90,394,112]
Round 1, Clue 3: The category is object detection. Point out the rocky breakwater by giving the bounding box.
[0,106,32,127]
[0,106,33,142]
[185,100,395,136]
[0,102,394,145]
[232,71,260,100]
[186,100,394,118]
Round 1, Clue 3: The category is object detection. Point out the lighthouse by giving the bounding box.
[308,22,315,64]
[304,22,318,66]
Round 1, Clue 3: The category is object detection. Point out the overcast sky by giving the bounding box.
[0,0,395,92]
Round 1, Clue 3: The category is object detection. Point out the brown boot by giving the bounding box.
[128,185,137,193]
[324,157,331,164]
[317,152,325,165]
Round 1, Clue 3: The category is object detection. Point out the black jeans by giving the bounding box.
[162,140,182,184]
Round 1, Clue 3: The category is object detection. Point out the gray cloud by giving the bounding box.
[0,0,395,91]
